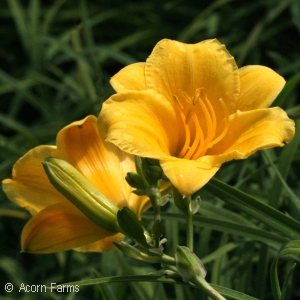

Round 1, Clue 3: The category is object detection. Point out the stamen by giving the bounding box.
[174,95,191,158]
[207,98,229,148]
[184,112,204,160]
[174,89,229,160]
[180,90,193,105]
[197,88,214,146]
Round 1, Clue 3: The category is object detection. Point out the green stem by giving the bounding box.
[149,194,161,222]
[161,253,176,266]
[186,204,194,251]
[148,190,162,248]
[193,276,227,300]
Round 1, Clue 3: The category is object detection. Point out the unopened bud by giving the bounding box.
[132,189,146,196]
[173,188,190,212]
[125,172,146,189]
[147,165,163,181]
[43,158,120,232]
[176,246,207,283]
[117,207,149,248]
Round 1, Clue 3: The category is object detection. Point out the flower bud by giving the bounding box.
[176,246,207,283]
[173,188,190,212]
[134,156,149,186]
[117,207,149,248]
[147,165,163,181]
[125,172,146,189]
[43,158,120,232]
[132,189,147,196]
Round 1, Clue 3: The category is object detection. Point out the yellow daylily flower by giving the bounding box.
[99,38,295,196]
[2,115,151,253]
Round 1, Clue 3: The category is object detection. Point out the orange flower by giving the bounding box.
[2,116,150,253]
[99,39,295,196]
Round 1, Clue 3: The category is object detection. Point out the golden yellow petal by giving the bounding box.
[237,65,285,111]
[21,202,116,253]
[160,157,220,197]
[110,62,146,92]
[99,90,179,159]
[2,145,65,215]
[55,115,136,209]
[74,233,124,252]
[145,39,239,114]
[207,107,295,162]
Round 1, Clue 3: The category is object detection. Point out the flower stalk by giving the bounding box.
[173,188,194,250]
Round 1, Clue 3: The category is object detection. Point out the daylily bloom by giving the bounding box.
[2,115,151,253]
[99,38,295,196]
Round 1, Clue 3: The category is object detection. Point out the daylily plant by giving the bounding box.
[99,38,295,196]
[2,116,151,253]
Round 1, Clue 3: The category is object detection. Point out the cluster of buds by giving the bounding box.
[43,157,209,294]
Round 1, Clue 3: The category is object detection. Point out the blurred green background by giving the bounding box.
[1,0,300,299]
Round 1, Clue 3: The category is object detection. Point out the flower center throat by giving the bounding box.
[173,88,229,160]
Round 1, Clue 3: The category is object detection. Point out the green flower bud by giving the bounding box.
[134,156,149,186]
[125,172,146,189]
[173,188,190,213]
[117,207,149,248]
[145,158,160,166]
[175,246,207,283]
[147,165,163,181]
[135,156,161,186]
[132,189,147,196]
[43,158,120,232]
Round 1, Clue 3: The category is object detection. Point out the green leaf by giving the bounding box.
[49,274,259,300]
[145,212,289,249]
[271,240,300,300]
[281,263,296,300]
[267,120,300,209]
[263,150,300,213]
[203,178,300,240]
[270,258,281,300]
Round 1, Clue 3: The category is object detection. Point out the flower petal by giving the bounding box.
[99,90,179,159]
[74,234,124,252]
[237,65,285,111]
[208,107,295,161]
[21,202,118,253]
[145,39,239,114]
[2,145,65,215]
[55,115,136,209]
[160,157,220,197]
[110,62,146,92]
